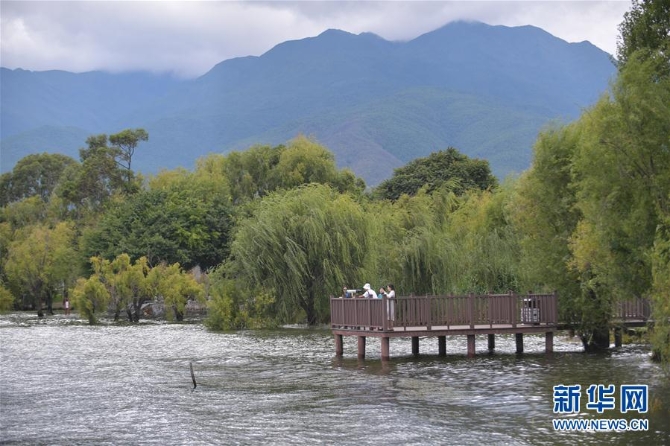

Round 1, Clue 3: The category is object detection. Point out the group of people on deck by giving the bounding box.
[342,283,395,300]
[341,283,396,325]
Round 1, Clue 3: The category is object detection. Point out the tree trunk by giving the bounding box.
[581,326,610,352]
[174,307,184,322]
[46,289,54,315]
[133,299,141,322]
[36,297,44,318]
[303,292,317,325]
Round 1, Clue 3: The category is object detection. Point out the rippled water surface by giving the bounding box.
[1,313,668,445]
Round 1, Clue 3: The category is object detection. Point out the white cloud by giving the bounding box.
[0,1,631,78]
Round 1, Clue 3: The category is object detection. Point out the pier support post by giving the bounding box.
[335,334,343,357]
[438,336,446,356]
[487,334,495,353]
[381,337,390,361]
[357,336,366,359]
[545,331,553,353]
[515,333,524,354]
[467,335,476,357]
[412,336,420,357]
[614,328,622,348]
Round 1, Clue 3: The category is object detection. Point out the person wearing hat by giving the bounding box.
[358,283,376,299]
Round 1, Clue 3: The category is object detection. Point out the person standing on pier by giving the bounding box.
[380,284,395,322]
[359,283,376,299]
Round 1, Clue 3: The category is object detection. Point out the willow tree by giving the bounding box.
[370,187,458,296]
[568,52,670,352]
[510,125,583,326]
[0,284,14,312]
[71,275,109,325]
[4,222,78,316]
[652,217,670,364]
[446,186,522,294]
[229,184,370,325]
[90,254,150,322]
[147,262,204,322]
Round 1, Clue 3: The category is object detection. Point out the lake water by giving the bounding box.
[1,312,668,445]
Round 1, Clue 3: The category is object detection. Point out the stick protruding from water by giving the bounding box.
[190,361,197,391]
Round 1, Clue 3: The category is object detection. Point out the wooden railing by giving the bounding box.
[330,292,558,331]
[613,298,651,322]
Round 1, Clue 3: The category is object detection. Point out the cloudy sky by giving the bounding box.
[1,1,631,79]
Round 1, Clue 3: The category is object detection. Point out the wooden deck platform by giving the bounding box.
[330,293,652,360]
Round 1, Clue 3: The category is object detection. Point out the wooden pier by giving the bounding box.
[331,293,653,360]
[331,292,558,361]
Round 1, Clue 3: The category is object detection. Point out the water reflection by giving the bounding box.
[0,313,668,445]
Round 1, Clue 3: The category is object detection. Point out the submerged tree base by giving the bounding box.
[580,327,611,353]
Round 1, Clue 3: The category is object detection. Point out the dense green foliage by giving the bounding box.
[82,174,233,270]
[617,0,670,69]
[0,153,76,206]
[374,147,497,200]
[227,184,370,325]
[514,0,670,354]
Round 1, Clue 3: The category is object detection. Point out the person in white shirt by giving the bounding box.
[359,283,376,298]
[379,284,396,323]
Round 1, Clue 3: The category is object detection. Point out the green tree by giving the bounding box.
[275,136,364,194]
[213,137,364,205]
[374,147,497,201]
[228,184,370,325]
[510,125,583,326]
[217,145,285,204]
[71,275,110,325]
[0,283,14,312]
[369,188,455,295]
[617,0,670,70]
[83,168,233,270]
[651,216,670,364]
[447,187,522,294]
[569,54,670,351]
[109,128,148,189]
[147,262,204,322]
[0,153,76,206]
[57,135,125,215]
[4,222,79,316]
[205,265,277,330]
[90,254,150,322]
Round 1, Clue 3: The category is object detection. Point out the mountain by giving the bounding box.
[0,21,616,185]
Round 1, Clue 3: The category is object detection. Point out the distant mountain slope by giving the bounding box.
[0,21,616,184]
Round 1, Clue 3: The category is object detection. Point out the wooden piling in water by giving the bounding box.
[357,336,366,359]
[412,337,420,357]
[467,335,476,357]
[381,337,390,361]
[335,334,343,356]
[488,334,495,353]
[515,333,524,354]
[438,336,446,356]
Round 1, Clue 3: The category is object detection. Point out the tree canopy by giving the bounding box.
[228,184,370,325]
[374,147,497,201]
[617,0,670,70]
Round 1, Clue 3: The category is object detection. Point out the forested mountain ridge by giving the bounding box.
[0,21,616,185]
